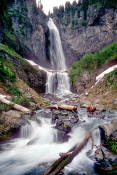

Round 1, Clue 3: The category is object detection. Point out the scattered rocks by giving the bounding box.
[51,109,80,133]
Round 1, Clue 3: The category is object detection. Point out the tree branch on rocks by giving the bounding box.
[47,104,77,111]
[44,131,92,175]
[0,94,30,113]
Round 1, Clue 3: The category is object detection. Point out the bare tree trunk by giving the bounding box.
[0,96,30,113]
[44,131,92,175]
[47,104,77,111]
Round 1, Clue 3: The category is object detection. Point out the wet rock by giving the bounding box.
[0,110,26,137]
[56,130,70,143]
[55,120,71,133]
[56,120,64,129]
[99,120,117,140]
[51,115,59,124]
[70,117,79,124]
[35,106,41,111]
[101,146,117,162]
[94,159,112,174]
[62,125,71,133]
[95,148,104,161]
[94,146,117,174]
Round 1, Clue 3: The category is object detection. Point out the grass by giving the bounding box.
[0,43,27,63]
[12,96,31,107]
[71,42,117,81]
[6,85,22,97]
[0,57,16,83]
[105,69,117,89]
[6,84,31,107]
[109,138,117,154]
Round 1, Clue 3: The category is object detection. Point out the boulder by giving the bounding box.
[95,148,104,161]
[99,120,117,139]
[0,110,25,133]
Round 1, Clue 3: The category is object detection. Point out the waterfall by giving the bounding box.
[46,18,70,94]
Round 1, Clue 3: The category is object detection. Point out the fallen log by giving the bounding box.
[44,131,92,175]
[47,104,77,111]
[0,95,30,113]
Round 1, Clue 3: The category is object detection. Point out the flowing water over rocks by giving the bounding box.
[0,95,117,175]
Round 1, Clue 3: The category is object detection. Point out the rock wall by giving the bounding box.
[1,0,51,68]
[53,6,117,67]
[3,52,47,93]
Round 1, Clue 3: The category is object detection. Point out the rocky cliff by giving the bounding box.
[0,0,51,68]
[52,0,117,67]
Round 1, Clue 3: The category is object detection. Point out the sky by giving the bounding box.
[36,0,78,15]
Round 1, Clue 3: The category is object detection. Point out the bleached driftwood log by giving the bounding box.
[0,94,30,113]
[47,104,77,111]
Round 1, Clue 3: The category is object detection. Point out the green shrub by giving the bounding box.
[71,42,117,80]
[12,96,31,107]
[0,43,27,62]
[0,59,16,83]
[109,139,117,154]
[6,84,31,107]
[7,85,22,97]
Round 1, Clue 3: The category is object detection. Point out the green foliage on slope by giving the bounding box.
[0,43,31,108]
[0,43,27,62]
[109,138,117,154]
[71,42,117,80]
[0,57,16,83]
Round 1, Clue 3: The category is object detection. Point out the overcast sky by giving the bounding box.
[36,0,79,15]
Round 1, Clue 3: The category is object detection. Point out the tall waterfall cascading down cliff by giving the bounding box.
[46,18,70,94]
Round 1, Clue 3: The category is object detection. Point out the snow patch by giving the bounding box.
[25,59,68,73]
[96,64,117,85]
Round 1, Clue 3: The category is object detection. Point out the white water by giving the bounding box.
[0,107,116,175]
[0,114,102,175]
[46,18,70,94]
[46,72,70,94]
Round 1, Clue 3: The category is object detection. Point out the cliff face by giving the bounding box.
[52,3,117,67]
[0,0,51,68]
[0,0,50,95]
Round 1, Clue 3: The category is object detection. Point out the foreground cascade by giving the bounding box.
[46,18,70,94]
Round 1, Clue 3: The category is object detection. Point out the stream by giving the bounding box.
[0,18,117,175]
[0,102,117,175]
